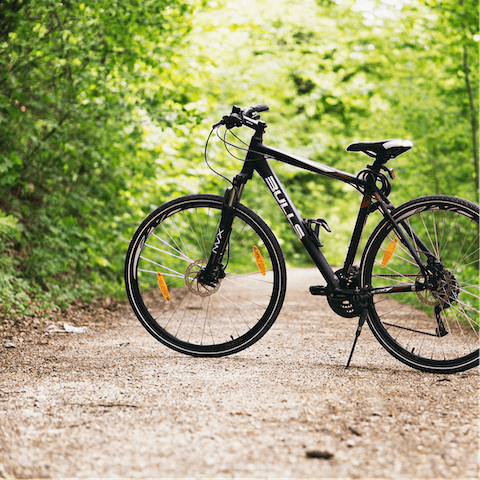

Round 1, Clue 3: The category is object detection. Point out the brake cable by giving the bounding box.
[203,127,233,185]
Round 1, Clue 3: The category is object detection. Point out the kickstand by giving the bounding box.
[345,308,369,369]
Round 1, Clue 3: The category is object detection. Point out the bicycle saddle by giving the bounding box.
[346,139,413,161]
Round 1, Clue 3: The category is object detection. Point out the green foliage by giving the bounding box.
[183,0,478,265]
[0,0,477,318]
[0,0,201,317]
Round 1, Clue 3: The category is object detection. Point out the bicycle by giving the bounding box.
[125,104,479,374]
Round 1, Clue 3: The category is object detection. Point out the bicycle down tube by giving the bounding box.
[253,158,341,289]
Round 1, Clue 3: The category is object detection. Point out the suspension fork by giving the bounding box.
[200,127,264,285]
[199,171,251,285]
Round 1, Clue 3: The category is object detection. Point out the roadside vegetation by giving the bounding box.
[0,0,477,319]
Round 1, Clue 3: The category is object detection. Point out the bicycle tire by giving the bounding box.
[125,194,287,356]
[361,195,479,373]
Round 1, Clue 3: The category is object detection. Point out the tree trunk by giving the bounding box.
[462,45,479,195]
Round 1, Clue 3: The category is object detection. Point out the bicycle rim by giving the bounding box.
[362,196,479,373]
[125,194,286,356]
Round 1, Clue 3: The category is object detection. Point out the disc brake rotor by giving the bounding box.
[416,271,457,307]
[185,259,222,297]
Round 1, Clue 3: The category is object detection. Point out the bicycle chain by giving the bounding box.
[372,274,417,277]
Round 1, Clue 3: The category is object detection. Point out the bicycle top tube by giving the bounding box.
[214,104,395,192]
[254,142,366,190]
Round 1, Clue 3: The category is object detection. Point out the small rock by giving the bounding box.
[46,324,66,333]
[64,323,90,333]
[5,343,15,349]
[306,450,334,460]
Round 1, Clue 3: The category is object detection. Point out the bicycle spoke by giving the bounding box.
[226,270,275,285]
[217,289,253,331]
[220,285,271,312]
[364,196,479,372]
[151,234,194,263]
[379,240,419,267]
[373,259,418,283]
[146,241,192,263]
[126,196,286,356]
[223,275,274,295]
[139,255,184,277]
[419,212,438,259]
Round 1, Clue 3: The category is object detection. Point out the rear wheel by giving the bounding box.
[125,194,287,356]
[362,195,479,373]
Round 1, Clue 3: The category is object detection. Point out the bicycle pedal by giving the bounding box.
[309,285,328,296]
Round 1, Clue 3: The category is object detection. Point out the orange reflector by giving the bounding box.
[157,272,170,301]
[252,245,266,276]
[381,238,398,268]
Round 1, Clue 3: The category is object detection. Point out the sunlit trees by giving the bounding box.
[0,0,198,314]
[0,0,477,316]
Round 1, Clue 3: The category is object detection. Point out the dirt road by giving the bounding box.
[0,269,478,478]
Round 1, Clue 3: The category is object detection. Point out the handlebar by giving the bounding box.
[213,104,270,130]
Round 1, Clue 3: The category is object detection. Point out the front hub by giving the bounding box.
[185,260,222,297]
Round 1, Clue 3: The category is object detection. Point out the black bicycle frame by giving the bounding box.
[202,128,432,294]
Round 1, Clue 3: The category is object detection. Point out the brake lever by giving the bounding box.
[212,113,243,130]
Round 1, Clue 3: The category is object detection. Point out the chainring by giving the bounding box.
[327,267,364,318]
[327,294,361,318]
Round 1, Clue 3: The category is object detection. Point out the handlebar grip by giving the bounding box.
[242,103,270,118]
[252,103,269,113]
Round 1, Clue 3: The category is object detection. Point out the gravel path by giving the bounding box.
[0,268,478,479]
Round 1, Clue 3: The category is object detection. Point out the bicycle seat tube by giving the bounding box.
[362,160,430,276]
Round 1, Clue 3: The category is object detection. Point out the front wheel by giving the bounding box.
[125,194,287,357]
[361,195,479,373]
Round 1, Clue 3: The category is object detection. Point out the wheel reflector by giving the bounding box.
[253,245,266,276]
[381,237,398,268]
[157,272,170,301]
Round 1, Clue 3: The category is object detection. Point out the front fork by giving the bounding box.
[198,175,247,286]
[199,129,262,286]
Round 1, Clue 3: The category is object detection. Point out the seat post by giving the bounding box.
[369,156,388,172]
